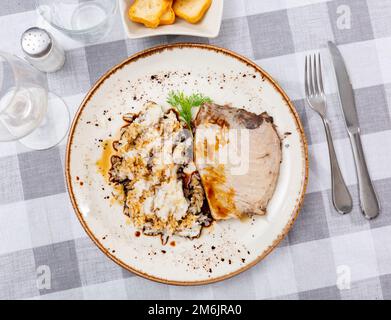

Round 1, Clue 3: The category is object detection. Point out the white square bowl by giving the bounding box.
[119,0,224,39]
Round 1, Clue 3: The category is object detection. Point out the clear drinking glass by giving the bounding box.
[36,0,118,44]
[0,52,69,150]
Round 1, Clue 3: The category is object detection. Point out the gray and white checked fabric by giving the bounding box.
[1,0,391,300]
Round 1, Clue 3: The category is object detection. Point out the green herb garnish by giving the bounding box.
[167,91,212,133]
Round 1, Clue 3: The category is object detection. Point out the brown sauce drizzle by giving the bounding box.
[201,165,236,219]
[96,139,115,179]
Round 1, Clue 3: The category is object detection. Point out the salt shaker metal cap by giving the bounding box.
[21,27,65,73]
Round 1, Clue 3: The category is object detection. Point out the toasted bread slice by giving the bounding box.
[129,0,171,28]
[159,2,176,25]
[173,0,212,24]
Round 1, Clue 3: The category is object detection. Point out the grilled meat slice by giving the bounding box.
[194,103,282,220]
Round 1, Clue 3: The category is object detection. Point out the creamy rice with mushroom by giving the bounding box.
[109,102,211,244]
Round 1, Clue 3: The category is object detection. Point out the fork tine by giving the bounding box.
[308,55,314,96]
[317,53,324,94]
[304,55,309,97]
[313,53,320,95]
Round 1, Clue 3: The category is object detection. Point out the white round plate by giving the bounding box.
[66,44,308,285]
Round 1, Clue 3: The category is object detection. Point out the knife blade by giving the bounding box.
[327,41,359,133]
[328,41,380,219]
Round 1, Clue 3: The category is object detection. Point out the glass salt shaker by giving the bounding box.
[20,27,65,73]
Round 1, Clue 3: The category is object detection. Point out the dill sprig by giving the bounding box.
[167,91,212,133]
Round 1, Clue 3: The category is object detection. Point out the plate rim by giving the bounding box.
[65,43,309,286]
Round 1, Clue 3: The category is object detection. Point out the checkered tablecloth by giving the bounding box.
[1,0,391,300]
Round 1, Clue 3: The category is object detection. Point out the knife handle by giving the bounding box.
[323,119,353,214]
[349,132,380,219]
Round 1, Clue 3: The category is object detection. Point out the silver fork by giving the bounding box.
[305,53,353,214]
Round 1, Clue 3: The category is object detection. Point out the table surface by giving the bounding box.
[1,0,391,300]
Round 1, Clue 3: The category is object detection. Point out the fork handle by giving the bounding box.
[349,132,380,219]
[322,119,353,214]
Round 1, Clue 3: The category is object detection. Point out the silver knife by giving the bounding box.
[328,41,380,219]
